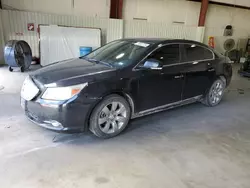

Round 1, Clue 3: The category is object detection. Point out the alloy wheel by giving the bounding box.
[98,102,128,134]
[209,80,225,105]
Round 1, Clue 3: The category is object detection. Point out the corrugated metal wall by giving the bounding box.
[1,10,124,57]
[0,10,5,64]
[204,27,250,53]
[107,19,124,43]
[1,10,201,59]
[124,21,198,40]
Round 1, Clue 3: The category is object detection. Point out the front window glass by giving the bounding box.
[83,40,153,68]
[149,44,180,65]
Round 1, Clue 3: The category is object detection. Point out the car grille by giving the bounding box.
[21,76,40,101]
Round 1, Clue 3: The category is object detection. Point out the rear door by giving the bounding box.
[181,44,216,99]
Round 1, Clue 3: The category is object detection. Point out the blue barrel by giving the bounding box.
[79,47,92,57]
[4,40,32,72]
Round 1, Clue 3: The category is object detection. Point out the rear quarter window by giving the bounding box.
[183,44,214,62]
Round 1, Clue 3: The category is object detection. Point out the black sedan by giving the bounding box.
[21,39,232,138]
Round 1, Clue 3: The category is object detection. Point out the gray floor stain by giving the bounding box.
[95,177,110,184]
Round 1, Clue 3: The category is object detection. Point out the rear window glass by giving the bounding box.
[183,44,214,62]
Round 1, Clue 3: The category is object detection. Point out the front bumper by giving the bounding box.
[22,97,95,132]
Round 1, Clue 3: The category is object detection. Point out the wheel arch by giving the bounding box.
[204,74,227,99]
[216,60,232,87]
[217,74,227,85]
[84,91,135,131]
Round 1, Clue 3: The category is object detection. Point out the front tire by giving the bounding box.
[89,94,131,138]
[202,78,226,107]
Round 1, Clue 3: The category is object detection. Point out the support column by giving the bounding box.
[110,0,123,19]
[198,0,209,26]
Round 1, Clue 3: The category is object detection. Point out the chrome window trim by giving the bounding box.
[133,42,215,71]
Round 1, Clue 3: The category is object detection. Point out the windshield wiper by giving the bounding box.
[98,61,114,68]
[87,58,98,63]
[81,57,97,62]
[84,58,113,68]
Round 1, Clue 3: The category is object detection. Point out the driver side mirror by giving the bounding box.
[142,59,162,70]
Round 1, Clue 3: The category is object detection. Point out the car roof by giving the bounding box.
[123,38,168,43]
[121,38,210,48]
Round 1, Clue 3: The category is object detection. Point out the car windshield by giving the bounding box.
[82,40,153,68]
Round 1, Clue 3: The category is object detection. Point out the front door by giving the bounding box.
[181,44,216,99]
[136,44,184,112]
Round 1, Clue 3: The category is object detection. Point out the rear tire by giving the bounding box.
[89,94,131,139]
[20,67,25,72]
[202,78,226,107]
[9,67,13,72]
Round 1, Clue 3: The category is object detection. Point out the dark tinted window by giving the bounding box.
[84,41,153,68]
[183,44,213,62]
[150,44,180,65]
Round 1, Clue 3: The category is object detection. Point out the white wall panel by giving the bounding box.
[124,21,198,41]
[1,10,123,57]
[204,27,250,53]
[204,4,250,53]
[2,0,110,18]
[73,0,110,18]
[107,19,124,43]
[123,0,200,26]
[123,0,250,53]
[40,26,101,66]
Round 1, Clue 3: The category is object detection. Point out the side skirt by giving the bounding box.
[131,95,203,119]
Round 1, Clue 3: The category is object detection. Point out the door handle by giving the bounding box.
[208,68,215,72]
[193,61,199,65]
[174,75,184,79]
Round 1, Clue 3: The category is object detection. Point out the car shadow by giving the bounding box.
[127,102,202,132]
[54,102,205,145]
[43,91,250,145]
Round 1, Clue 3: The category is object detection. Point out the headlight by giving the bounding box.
[42,83,88,101]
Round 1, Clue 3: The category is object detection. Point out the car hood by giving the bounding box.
[31,58,116,86]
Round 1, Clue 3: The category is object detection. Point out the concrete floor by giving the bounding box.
[0,64,250,188]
